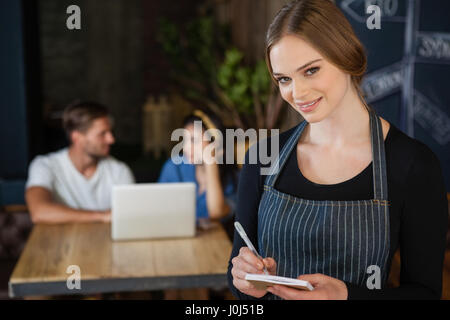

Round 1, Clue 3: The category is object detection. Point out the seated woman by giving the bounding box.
[158,110,238,223]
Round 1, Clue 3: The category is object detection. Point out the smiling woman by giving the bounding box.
[228,0,448,300]
[265,0,367,98]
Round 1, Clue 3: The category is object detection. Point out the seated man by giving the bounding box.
[25,101,135,224]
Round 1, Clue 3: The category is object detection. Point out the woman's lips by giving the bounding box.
[296,97,322,113]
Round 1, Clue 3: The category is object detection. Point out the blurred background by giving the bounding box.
[0,0,449,299]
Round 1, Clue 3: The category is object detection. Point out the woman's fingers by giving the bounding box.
[232,255,262,276]
[297,273,324,286]
[263,257,277,274]
[234,248,278,275]
[231,248,280,298]
[232,278,256,291]
[231,262,257,280]
[239,247,265,270]
[268,285,311,300]
[231,253,267,297]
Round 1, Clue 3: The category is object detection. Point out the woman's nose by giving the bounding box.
[292,80,310,101]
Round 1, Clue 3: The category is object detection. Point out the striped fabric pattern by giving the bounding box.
[257,109,390,299]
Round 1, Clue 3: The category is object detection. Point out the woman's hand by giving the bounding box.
[202,139,224,165]
[231,247,277,298]
[267,273,348,300]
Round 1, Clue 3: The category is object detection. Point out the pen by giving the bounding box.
[234,221,269,275]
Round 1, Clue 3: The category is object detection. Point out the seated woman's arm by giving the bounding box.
[204,162,230,220]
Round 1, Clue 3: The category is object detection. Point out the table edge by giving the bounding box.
[9,273,229,298]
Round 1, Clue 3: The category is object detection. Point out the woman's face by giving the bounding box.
[183,123,209,164]
[269,35,352,123]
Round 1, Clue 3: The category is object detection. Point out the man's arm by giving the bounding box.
[26,186,110,224]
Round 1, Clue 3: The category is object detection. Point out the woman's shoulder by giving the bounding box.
[386,123,443,179]
[158,155,194,182]
[388,124,438,159]
[162,155,191,167]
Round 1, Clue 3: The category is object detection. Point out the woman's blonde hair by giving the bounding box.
[265,0,371,110]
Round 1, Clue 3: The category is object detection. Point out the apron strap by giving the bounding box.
[369,108,389,201]
[265,121,307,187]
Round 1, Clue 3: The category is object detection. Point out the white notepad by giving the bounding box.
[245,274,314,291]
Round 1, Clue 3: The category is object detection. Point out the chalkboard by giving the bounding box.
[337,0,450,192]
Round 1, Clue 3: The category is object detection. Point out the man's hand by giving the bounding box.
[97,210,111,223]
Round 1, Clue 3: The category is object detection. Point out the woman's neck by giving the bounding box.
[304,86,370,148]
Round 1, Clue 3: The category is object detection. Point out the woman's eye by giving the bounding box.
[277,77,291,84]
[305,67,320,76]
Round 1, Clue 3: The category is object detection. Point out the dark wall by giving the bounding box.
[37,0,146,148]
[0,0,29,180]
[36,0,204,149]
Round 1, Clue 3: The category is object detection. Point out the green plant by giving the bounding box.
[157,13,284,130]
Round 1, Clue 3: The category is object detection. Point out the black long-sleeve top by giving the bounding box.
[227,121,448,300]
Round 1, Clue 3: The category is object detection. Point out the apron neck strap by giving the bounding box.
[264,121,306,187]
[369,108,389,201]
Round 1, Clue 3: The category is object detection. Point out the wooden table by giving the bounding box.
[8,222,232,298]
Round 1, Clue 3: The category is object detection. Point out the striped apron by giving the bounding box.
[257,108,390,298]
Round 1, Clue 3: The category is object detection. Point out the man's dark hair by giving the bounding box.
[62,101,110,140]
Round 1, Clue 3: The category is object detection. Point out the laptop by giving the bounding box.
[111,182,196,241]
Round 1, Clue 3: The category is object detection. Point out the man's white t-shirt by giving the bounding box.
[26,148,135,211]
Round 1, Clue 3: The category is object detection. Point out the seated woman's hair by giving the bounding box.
[182,109,224,137]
